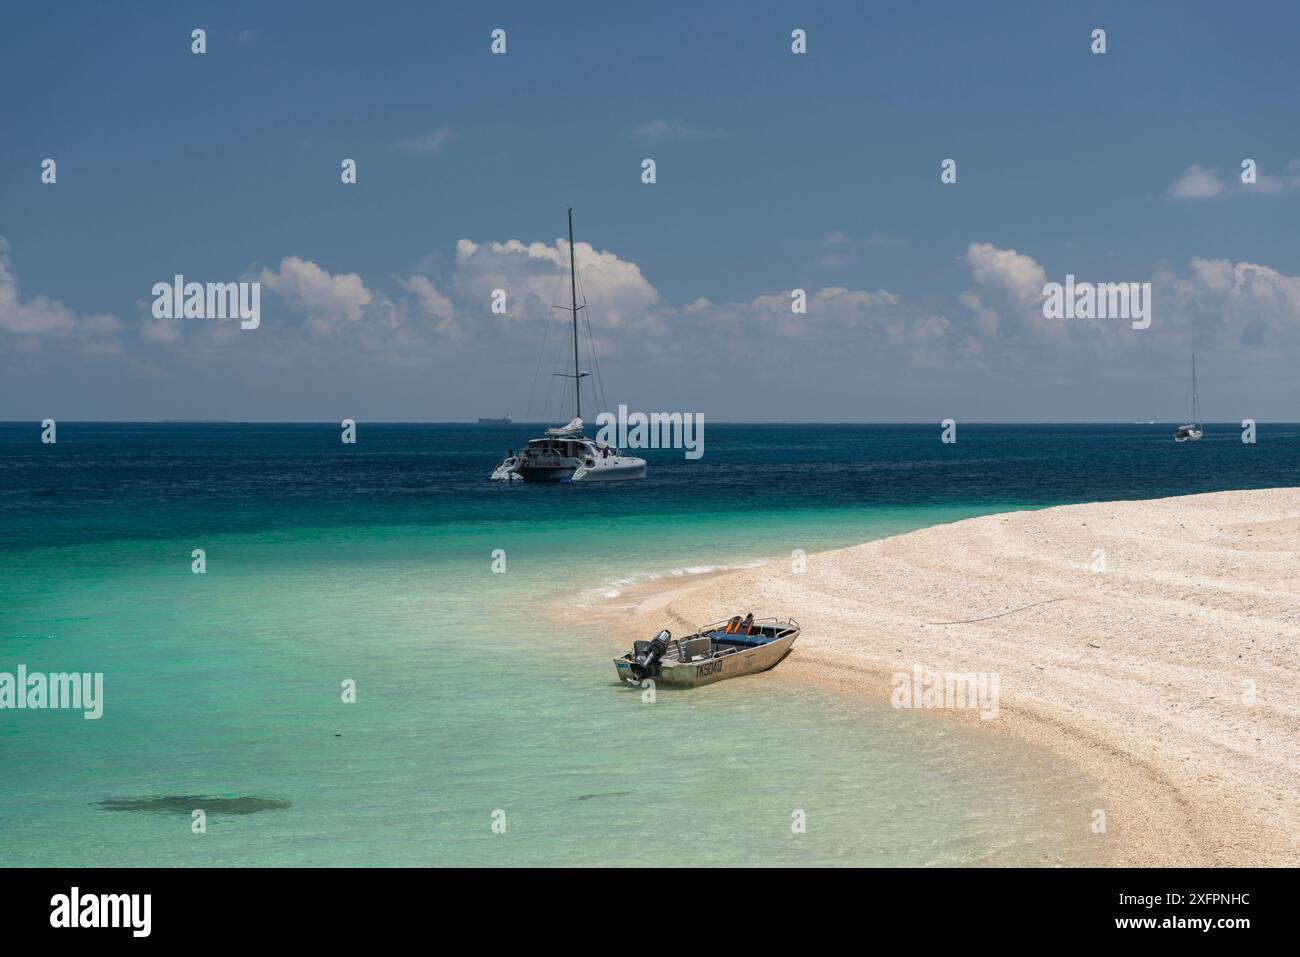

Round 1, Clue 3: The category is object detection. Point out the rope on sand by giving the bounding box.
[927,596,1068,626]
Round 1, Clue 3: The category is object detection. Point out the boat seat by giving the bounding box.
[707,631,774,648]
[680,637,712,661]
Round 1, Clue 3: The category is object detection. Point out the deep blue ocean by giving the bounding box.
[4,422,1297,549]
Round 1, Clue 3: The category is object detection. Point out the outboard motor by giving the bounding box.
[630,629,672,680]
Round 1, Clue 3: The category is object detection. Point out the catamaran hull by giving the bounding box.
[614,630,798,688]
[572,460,646,482]
[517,458,647,482]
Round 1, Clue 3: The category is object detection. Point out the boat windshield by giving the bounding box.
[526,439,585,457]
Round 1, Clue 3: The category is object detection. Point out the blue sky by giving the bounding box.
[3,1,1299,421]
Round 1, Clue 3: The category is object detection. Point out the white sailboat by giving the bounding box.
[1174,353,1204,443]
[489,210,647,483]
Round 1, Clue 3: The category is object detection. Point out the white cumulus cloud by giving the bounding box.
[963,242,1047,305]
[0,237,120,336]
[449,237,661,331]
[259,256,374,333]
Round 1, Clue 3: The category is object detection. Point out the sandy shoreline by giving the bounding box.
[585,488,1300,866]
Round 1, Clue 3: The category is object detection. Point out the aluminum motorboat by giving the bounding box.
[613,614,800,688]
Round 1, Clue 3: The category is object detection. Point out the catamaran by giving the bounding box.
[489,210,647,483]
[1174,353,1204,443]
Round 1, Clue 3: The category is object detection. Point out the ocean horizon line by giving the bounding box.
[1,420,1293,427]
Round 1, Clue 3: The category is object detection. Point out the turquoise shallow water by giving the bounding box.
[1,517,1104,866]
[8,422,1295,866]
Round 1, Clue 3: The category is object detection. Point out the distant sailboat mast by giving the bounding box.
[1191,352,1201,427]
[1175,353,1204,442]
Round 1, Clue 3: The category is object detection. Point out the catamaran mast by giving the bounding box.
[569,208,581,423]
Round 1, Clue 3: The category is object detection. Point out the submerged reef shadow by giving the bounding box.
[96,795,291,815]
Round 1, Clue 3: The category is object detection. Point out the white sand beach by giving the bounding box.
[598,488,1300,866]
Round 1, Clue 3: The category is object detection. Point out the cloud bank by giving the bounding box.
[5,232,1300,420]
